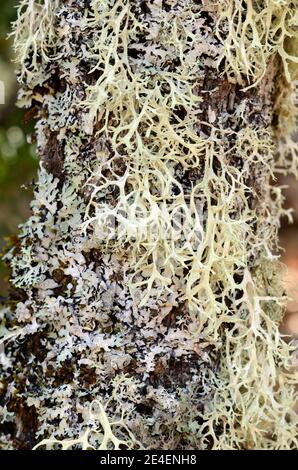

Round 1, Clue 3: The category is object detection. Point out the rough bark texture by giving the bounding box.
[0,0,298,450]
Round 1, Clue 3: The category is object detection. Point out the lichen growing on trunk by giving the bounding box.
[0,0,298,450]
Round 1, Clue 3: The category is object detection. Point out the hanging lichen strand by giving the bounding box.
[0,0,297,450]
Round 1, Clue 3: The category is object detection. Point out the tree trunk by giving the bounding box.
[0,0,298,450]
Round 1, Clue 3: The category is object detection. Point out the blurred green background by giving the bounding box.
[0,1,38,296]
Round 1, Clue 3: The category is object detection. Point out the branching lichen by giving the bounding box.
[216,0,298,87]
[0,0,297,451]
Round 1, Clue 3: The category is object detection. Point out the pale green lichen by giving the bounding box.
[10,0,60,83]
[216,0,298,87]
[34,397,143,450]
[0,0,297,451]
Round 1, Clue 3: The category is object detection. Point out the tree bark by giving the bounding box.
[0,0,297,450]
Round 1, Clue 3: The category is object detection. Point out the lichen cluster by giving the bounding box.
[216,0,298,86]
[0,0,298,450]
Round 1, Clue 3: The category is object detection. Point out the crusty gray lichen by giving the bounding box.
[0,0,298,450]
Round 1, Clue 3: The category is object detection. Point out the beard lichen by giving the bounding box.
[216,0,298,87]
[0,0,297,450]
